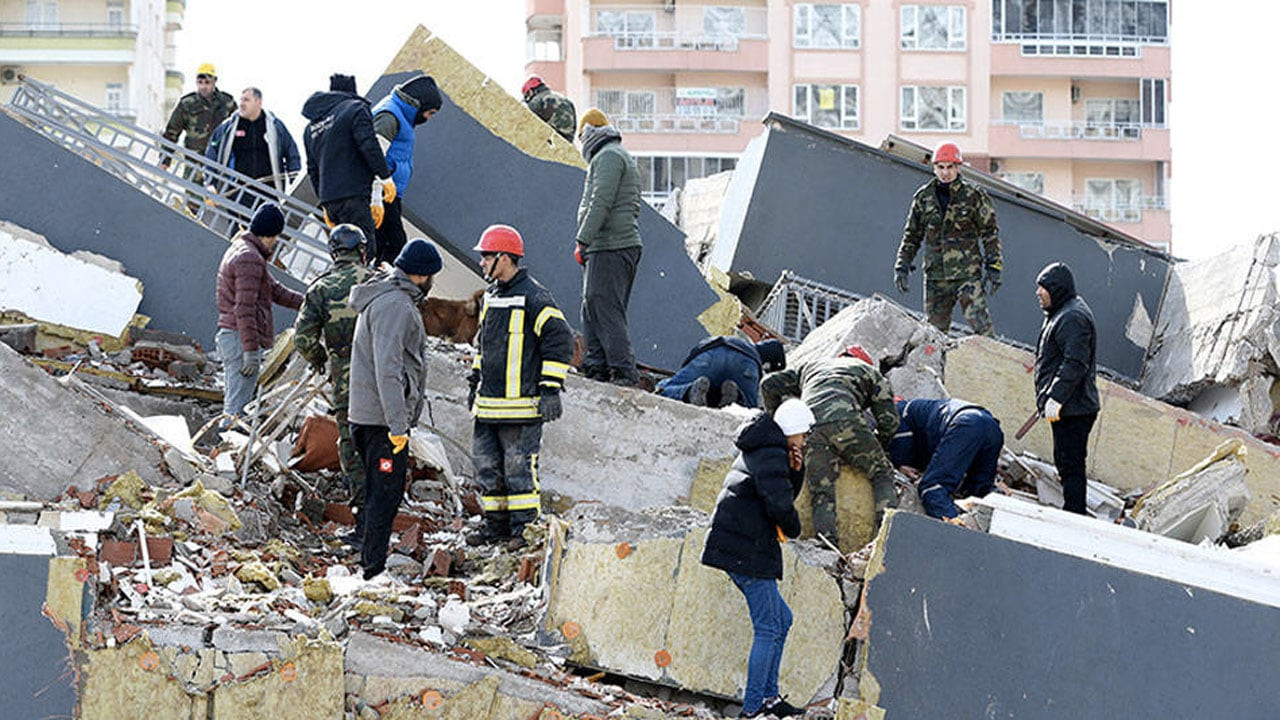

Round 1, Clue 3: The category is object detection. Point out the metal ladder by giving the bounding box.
[3,74,333,285]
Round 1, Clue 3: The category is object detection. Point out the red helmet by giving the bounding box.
[521,74,544,96]
[474,224,524,257]
[932,142,962,164]
[840,344,874,365]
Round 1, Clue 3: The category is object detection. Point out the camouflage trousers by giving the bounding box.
[924,274,993,336]
[805,418,897,545]
[331,358,366,508]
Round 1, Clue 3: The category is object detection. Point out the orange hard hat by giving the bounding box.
[473,224,524,257]
[932,142,962,164]
[521,74,544,96]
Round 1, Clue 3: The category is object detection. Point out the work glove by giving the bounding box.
[986,269,1002,296]
[380,177,397,205]
[466,369,479,409]
[775,525,788,544]
[370,179,385,229]
[388,433,409,455]
[322,207,335,229]
[574,243,585,266]
[894,268,910,294]
[239,348,262,377]
[538,389,563,422]
[1044,398,1063,423]
[370,203,385,229]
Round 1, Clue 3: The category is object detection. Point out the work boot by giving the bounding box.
[610,367,641,387]
[716,380,740,408]
[685,376,711,407]
[580,365,609,382]
[466,516,510,547]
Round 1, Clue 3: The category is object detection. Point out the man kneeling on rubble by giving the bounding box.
[889,398,1003,522]
[347,238,441,580]
[701,398,813,719]
[656,336,786,408]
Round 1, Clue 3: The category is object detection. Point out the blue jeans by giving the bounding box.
[728,571,792,713]
[216,327,258,418]
[656,346,762,408]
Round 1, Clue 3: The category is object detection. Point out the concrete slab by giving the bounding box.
[858,509,1280,718]
[0,341,167,497]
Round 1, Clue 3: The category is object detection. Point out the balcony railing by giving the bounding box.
[595,87,764,133]
[995,119,1165,141]
[584,4,767,51]
[1072,195,1167,223]
[614,114,742,134]
[0,22,139,37]
[992,31,1168,46]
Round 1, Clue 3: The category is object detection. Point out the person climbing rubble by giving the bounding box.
[466,225,573,550]
[522,74,577,144]
[889,398,1004,522]
[700,398,813,719]
[761,346,900,544]
[370,74,442,265]
[656,336,787,408]
[347,238,441,580]
[293,224,371,547]
[214,203,303,420]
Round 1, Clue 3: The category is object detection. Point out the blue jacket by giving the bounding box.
[204,111,301,194]
[372,93,416,195]
[889,399,985,469]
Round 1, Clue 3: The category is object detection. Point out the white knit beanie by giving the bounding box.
[774,398,815,436]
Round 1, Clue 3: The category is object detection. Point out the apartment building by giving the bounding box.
[0,0,185,131]
[527,0,1172,249]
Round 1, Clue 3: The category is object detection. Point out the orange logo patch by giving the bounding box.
[379,458,393,473]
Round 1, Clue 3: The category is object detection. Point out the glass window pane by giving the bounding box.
[901,6,917,48]
[813,84,840,128]
[1151,2,1167,38]
[794,85,809,120]
[920,6,947,48]
[1087,0,1106,34]
[1073,0,1088,33]
[843,5,860,46]
[704,6,746,36]
[653,156,669,193]
[1085,99,1113,124]
[842,85,859,128]
[950,7,966,48]
[949,87,966,129]
[1022,0,1038,34]
[812,5,842,47]
[1086,179,1113,206]
[671,157,687,189]
[636,156,654,192]
[597,10,624,34]
[1002,91,1043,122]
[1114,99,1138,124]
[1004,0,1022,33]
[794,4,810,46]
[628,92,655,115]
[918,86,947,129]
[901,86,916,128]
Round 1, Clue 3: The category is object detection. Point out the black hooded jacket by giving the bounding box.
[700,411,804,580]
[302,90,391,203]
[1034,263,1100,416]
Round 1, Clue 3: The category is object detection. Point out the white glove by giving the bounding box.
[1044,398,1063,423]
[370,178,385,208]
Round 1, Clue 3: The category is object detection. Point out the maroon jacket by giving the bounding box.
[216,232,303,351]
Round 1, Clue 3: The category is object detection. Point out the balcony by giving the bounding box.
[0,22,138,38]
[990,42,1169,78]
[0,23,137,64]
[990,120,1169,160]
[582,4,768,72]
[1072,195,1170,246]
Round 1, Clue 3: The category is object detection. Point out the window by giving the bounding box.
[1140,78,1165,127]
[106,0,124,26]
[794,4,860,49]
[992,0,1168,43]
[1085,97,1139,137]
[901,5,966,50]
[1084,178,1142,221]
[793,84,860,130]
[636,154,739,200]
[597,10,656,47]
[1001,91,1043,122]
[526,27,563,61]
[596,90,657,118]
[26,0,58,29]
[704,6,746,37]
[105,82,123,112]
[1002,172,1045,194]
[900,85,966,131]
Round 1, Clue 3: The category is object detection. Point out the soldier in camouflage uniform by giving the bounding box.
[894,142,1002,336]
[761,350,899,545]
[161,63,237,173]
[293,224,371,545]
[522,75,577,144]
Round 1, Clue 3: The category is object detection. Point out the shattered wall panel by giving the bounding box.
[713,116,1170,380]
[859,511,1280,718]
[356,26,725,371]
[946,336,1280,525]
[0,554,77,719]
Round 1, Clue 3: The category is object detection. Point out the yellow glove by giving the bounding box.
[775,525,788,544]
[388,433,408,455]
[323,208,334,229]
[371,204,385,229]
[381,178,397,205]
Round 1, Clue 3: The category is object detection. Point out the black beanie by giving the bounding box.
[395,238,443,276]
[399,75,442,121]
[756,339,787,372]
[329,73,357,93]
[250,203,285,238]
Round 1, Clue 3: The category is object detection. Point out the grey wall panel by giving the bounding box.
[364,73,718,371]
[866,512,1280,718]
[0,554,78,717]
[725,122,1169,379]
[0,113,301,349]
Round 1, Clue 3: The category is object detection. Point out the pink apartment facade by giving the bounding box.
[527,0,1171,249]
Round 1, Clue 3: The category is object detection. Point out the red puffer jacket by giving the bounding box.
[216,232,303,351]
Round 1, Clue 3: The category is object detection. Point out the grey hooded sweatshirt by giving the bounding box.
[347,267,428,436]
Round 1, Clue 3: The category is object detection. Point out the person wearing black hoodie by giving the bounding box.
[1033,262,1100,515]
[302,74,393,250]
[701,398,814,719]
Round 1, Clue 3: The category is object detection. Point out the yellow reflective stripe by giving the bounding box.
[533,306,565,335]
[506,309,525,398]
[475,396,538,408]
[475,408,541,420]
[541,360,570,379]
[480,493,541,512]
[472,354,482,370]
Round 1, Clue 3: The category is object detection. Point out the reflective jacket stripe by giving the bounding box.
[506,309,525,398]
[534,306,565,335]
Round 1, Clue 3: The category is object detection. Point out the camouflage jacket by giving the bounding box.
[761,357,898,446]
[293,251,370,372]
[895,175,1001,282]
[162,89,237,153]
[525,86,577,143]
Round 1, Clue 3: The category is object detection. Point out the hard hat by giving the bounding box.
[195,62,217,78]
[521,74,544,96]
[473,224,524,257]
[932,142,962,164]
[840,344,874,365]
[327,223,366,254]
[774,398,815,436]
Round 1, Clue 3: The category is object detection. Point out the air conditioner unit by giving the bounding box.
[989,159,1002,174]
[663,0,676,12]
[1070,85,1081,103]
[0,66,21,85]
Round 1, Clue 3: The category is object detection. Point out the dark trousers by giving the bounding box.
[352,423,407,579]
[655,346,762,408]
[473,421,542,536]
[322,195,376,257]
[917,410,1003,519]
[1051,413,1096,515]
[581,246,641,379]
[373,197,407,267]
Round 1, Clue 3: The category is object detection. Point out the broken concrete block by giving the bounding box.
[788,295,948,371]
[1133,439,1251,544]
[544,505,843,703]
[885,364,947,402]
[0,323,37,354]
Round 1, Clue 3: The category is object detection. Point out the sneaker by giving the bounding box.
[717,380,741,408]
[762,695,805,717]
[685,376,711,407]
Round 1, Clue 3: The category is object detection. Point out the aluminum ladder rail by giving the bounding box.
[3,75,333,284]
